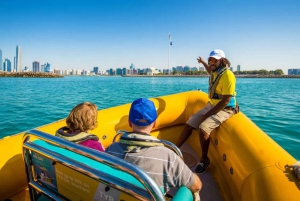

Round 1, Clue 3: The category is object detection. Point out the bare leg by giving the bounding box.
[199,129,210,162]
[176,124,194,147]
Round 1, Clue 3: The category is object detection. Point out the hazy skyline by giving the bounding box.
[0,0,299,74]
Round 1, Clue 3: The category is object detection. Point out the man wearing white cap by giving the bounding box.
[176,49,239,174]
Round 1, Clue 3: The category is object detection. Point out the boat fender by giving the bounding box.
[55,126,99,143]
[293,161,300,179]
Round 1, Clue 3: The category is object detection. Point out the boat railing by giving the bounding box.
[22,129,165,201]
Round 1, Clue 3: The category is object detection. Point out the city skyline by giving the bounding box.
[1,45,240,73]
[1,0,300,74]
[1,45,298,75]
[2,45,297,75]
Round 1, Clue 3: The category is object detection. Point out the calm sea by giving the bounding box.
[0,76,299,159]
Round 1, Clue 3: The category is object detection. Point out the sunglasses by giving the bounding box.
[208,57,218,63]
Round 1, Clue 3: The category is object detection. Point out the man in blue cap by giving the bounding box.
[176,49,239,174]
[106,98,202,194]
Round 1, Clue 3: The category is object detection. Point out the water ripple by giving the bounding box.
[1,77,299,160]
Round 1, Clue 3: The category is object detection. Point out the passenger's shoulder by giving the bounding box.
[155,146,180,157]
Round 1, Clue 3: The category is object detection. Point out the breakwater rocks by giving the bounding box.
[122,75,209,77]
[0,72,64,78]
[236,75,300,78]
[122,74,300,78]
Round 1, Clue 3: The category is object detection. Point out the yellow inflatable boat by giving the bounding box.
[0,91,299,201]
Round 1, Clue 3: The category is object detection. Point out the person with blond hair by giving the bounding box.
[56,102,105,152]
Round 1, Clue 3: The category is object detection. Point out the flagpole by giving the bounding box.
[168,33,171,75]
[168,38,170,75]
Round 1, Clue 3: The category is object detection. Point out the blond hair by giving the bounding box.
[66,102,98,132]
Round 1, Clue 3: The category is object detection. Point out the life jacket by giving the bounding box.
[118,132,164,152]
[208,67,229,99]
[55,126,99,143]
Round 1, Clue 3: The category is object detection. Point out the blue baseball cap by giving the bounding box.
[129,98,157,126]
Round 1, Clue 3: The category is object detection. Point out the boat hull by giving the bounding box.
[0,91,299,200]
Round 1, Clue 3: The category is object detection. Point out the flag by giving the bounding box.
[169,34,172,45]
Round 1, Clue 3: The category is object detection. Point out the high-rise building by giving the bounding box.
[0,49,3,71]
[183,65,190,72]
[288,69,300,75]
[237,65,241,71]
[93,67,99,74]
[288,69,293,75]
[54,68,60,74]
[45,62,51,72]
[132,69,138,75]
[163,69,171,74]
[40,64,45,72]
[122,67,127,75]
[14,57,16,71]
[130,63,135,69]
[109,68,115,75]
[64,69,70,75]
[116,68,122,75]
[16,45,22,72]
[191,67,199,71]
[3,59,12,72]
[32,61,40,72]
[176,66,183,72]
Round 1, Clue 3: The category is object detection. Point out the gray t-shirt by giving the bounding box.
[106,135,194,192]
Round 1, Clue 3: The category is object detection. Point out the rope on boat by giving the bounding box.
[293,161,300,179]
[194,192,201,201]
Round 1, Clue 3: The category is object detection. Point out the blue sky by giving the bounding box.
[0,0,299,74]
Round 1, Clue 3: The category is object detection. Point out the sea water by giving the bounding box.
[0,76,299,159]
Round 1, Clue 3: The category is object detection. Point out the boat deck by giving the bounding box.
[167,142,223,201]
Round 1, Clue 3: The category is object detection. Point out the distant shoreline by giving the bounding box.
[0,72,64,78]
[121,75,300,78]
[1,72,299,78]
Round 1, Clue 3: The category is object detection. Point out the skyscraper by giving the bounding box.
[0,49,3,71]
[14,57,16,72]
[45,62,51,72]
[3,59,11,72]
[237,65,241,71]
[183,65,190,72]
[93,67,99,74]
[16,45,22,72]
[116,68,122,75]
[40,64,45,72]
[122,67,127,75]
[32,61,40,72]
[130,63,135,69]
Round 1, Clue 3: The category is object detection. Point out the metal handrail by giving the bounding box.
[23,129,165,201]
[159,139,184,160]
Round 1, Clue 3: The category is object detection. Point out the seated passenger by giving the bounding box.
[106,98,202,194]
[56,102,105,152]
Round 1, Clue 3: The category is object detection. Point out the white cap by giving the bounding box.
[208,49,225,60]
